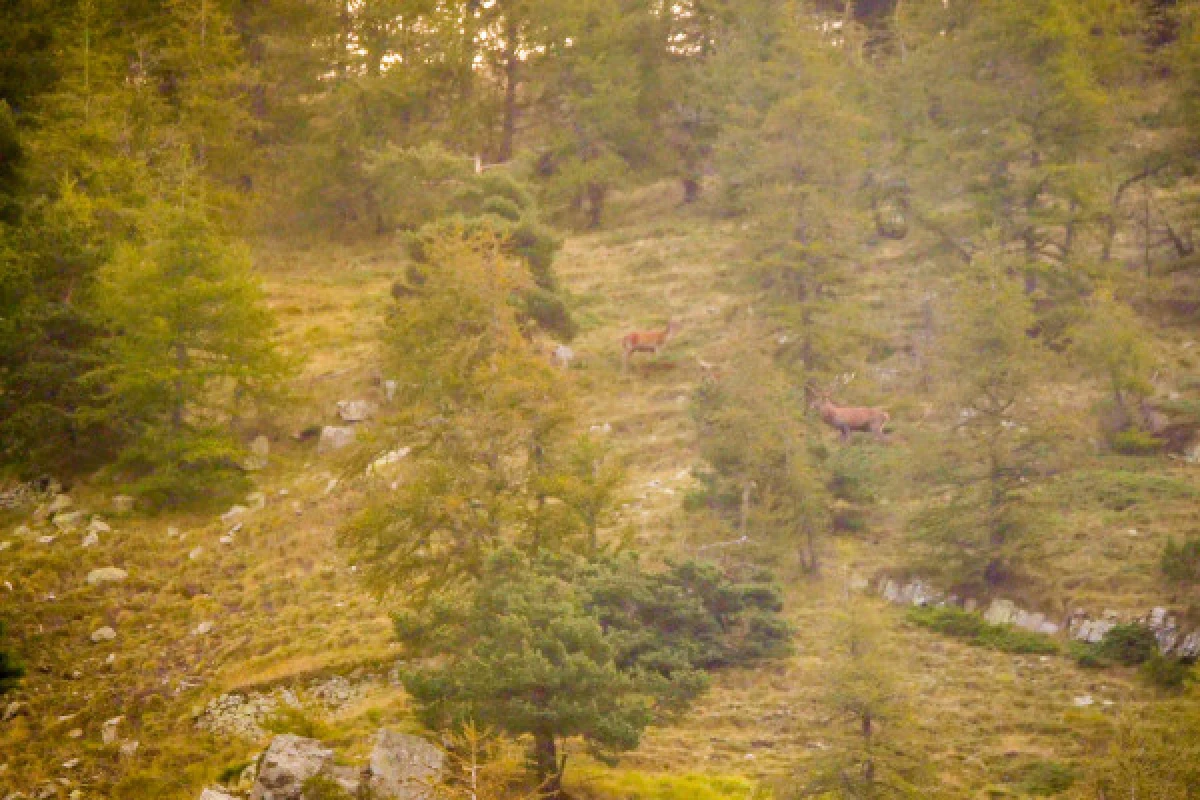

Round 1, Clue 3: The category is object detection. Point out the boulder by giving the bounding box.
[192,621,215,636]
[102,716,122,745]
[984,598,1017,627]
[87,517,111,535]
[189,547,205,561]
[86,567,128,586]
[317,426,356,454]
[200,790,239,800]
[48,494,74,514]
[244,435,270,471]
[337,400,374,423]
[91,626,117,643]
[221,505,249,525]
[112,495,135,514]
[251,734,334,800]
[368,730,444,800]
[53,511,86,532]
[81,533,99,549]
[247,492,266,511]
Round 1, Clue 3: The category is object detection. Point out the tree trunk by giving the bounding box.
[533,733,564,798]
[500,17,519,162]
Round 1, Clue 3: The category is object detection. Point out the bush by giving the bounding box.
[1016,760,1075,796]
[1094,623,1159,666]
[481,196,522,221]
[517,287,577,342]
[1110,428,1164,455]
[1162,536,1200,584]
[907,606,1059,655]
[1139,653,1193,691]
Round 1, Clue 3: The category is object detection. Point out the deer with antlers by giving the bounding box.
[621,319,681,371]
[808,373,891,442]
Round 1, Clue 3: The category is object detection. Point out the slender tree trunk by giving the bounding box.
[533,733,564,798]
[500,17,519,162]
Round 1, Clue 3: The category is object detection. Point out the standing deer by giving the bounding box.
[621,319,681,370]
[807,376,890,441]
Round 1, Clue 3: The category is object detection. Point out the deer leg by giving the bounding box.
[838,424,850,441]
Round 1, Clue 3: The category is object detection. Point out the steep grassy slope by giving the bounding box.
[0,184,1196,799]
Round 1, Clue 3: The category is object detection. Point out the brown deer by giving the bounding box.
[621,319,681,370]
[807,377,890,441]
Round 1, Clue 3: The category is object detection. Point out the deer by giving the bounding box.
[621,319,681,371]
[807,374,890,442]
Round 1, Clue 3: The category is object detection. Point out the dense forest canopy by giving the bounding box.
[2,1,1200,798]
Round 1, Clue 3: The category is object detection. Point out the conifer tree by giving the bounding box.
[82,199,285,504]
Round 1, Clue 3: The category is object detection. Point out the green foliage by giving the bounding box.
[81,204,286,506]
[1090,689,1200,797]
[1109,429,1164,455]
[0,621,22,695]
[1162,536,1200,583]
[262,707,332,740]
[398,549,788,787]
[518,286,577,342]
[907,607,1060,655]
[1139,653,1194,692]
[568,765,764,800]
[1094,624,1160,666]
[1014,760,1075,796]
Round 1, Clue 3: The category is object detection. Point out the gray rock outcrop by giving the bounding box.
[251,735,333,800]
[86,567,128,586]
[200,789,239,800]
[368,729,444,800]
[317,426,356,454]
[336,400,373,423]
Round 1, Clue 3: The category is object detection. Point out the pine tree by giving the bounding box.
[82,199,285,505]
[907,261,1056,589]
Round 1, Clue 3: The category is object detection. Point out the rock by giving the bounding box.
[200,789,240,800]
[383,380,398,403]
[368,448,411,475]
[2,701,24,722]
[91,626,117,643]
[368,729,444,800]
[36,535,56,545]
[189,546,204,561]
[87,517,111,535]
[589,422,612,435]
[329,765,364,796]
[219,535,234,545]
[337,400,373,423]
[245,435,270,471]
[48,494,73,514]
[984,598,1018,627]
[1072,695,1095,707]
[317,426,356,454]
[221,505,249,525]
[112,495,135,514]
[551,344,574,369]
[62,758,79,768]
[119,739,139,758]
[86,567,128,586]
[81,533,98,548]
[102,716,122,745]
[247,492,266,511]
[192,621,214,636]
[252,734,334,800]
[67,728,82,739]
[53,511,86,532]
[167,526,180,538]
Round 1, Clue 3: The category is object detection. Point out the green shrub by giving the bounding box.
[301,775,354,800]
[907,606,1059,655]
[1095,623,1159,666]
[481,195,522,221]
[1162,536,1200,584]
[1110,428,1164,455]
[1140,653,1193,691]
[518,287,577,342]
[1016,760,1075,796]
[509,216,562,289]
[262,707,331,740]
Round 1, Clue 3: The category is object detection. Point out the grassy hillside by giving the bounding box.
[1,182,1197,799]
